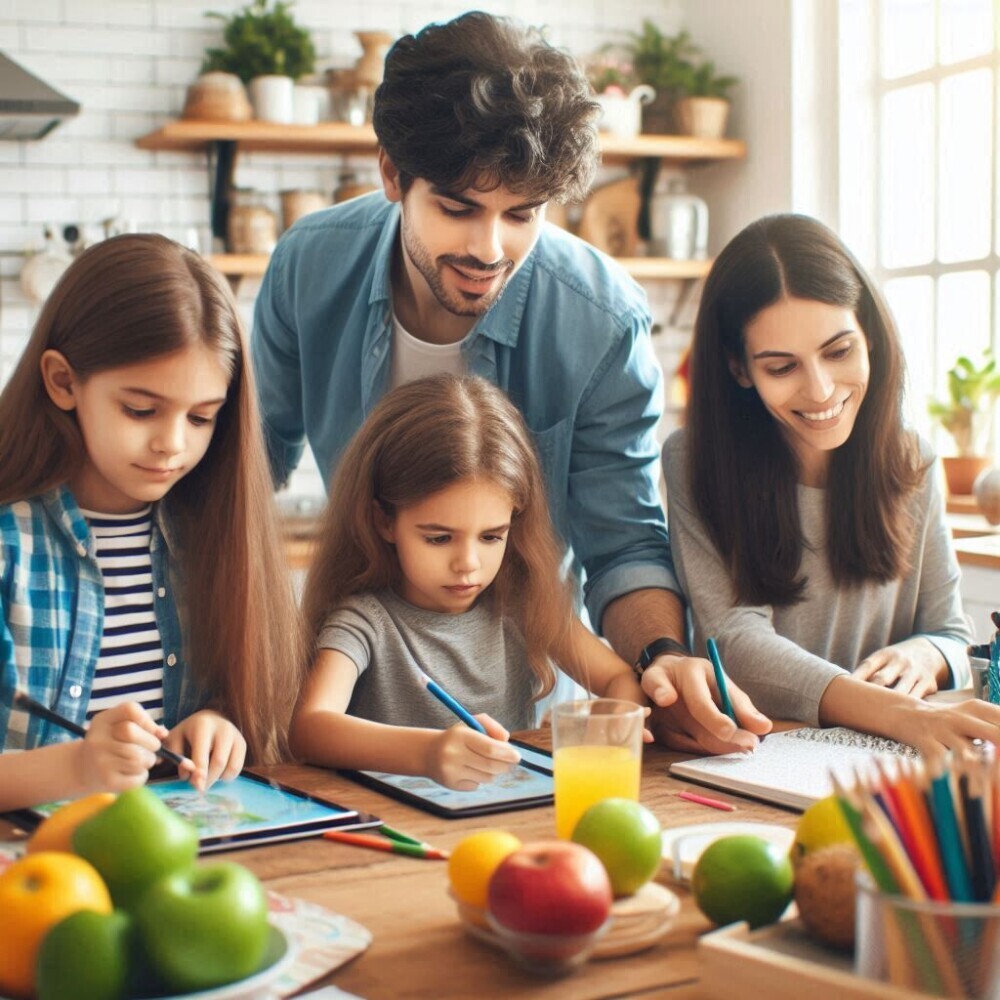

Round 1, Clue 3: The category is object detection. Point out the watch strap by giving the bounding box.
[634,636,690,675]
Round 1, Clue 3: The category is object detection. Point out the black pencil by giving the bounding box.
[12,690,189,768]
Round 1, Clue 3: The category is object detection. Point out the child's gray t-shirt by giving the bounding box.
[316,589,538,732]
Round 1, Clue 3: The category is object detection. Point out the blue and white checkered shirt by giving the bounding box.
[0,486,202,751]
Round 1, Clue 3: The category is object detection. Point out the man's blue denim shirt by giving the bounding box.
[0,487,203,751]
[251,192,679,629]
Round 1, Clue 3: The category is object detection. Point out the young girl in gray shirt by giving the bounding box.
[290,375,649,790]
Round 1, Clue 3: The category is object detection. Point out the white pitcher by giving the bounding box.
[593,85,656,139]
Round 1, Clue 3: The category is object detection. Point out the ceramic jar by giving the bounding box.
[227,190,278,254]
[648,176,708,260]
[593,85,656,139]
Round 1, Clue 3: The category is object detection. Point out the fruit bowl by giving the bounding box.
[159,924,295,1000]
[484,912,611,975]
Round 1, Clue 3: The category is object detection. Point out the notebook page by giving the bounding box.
[668,727,916,810]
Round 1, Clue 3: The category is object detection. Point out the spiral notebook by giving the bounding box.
[668,727,918,811]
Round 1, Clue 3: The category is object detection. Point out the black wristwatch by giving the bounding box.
[634,637,691,676]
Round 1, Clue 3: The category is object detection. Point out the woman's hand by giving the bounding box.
[640,655,772,754]
[855,638,947,698]
[163,710,245,791]
[75,701,166,793]
[424,714,521,790]
[885,696,1000,761]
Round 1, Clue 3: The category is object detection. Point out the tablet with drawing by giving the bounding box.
[11,773,381,853]
[342,738,555,818]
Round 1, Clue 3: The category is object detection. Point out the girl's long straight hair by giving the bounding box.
[0,234,306,763]
[686,214,923,606]
[303,374,574,698]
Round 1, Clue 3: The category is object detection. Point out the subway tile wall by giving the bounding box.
[1,0,686,497]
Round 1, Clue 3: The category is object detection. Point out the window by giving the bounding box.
[839,0,998,442]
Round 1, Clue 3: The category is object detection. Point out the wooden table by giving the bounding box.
[210,735,799,999]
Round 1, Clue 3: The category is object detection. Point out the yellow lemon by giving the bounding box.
[27,793,117,855]
[793,795,852,863]
[448,830,522,910]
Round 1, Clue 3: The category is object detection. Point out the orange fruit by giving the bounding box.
[448,830,522,910]
[27,792,117,854]
[0,851,112,998]
[692,835,793,929]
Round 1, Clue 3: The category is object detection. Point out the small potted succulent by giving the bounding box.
[202,0,316,124]
[929,351,1000,495]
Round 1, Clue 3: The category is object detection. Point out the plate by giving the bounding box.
[662,822,795,882]
[159,924,295,1000]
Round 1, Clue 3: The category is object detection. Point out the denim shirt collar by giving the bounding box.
[367,201,535,350]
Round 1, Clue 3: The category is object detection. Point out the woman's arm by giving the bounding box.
[664,441,847,726]
[289,649,521,791]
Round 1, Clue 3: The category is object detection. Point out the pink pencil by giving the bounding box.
[678,790,737,812]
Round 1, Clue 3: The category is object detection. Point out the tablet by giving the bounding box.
[342,738,554,818]
[10,773,382,853]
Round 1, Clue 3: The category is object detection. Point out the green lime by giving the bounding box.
[571,798,662,897]
[692,835,793,929]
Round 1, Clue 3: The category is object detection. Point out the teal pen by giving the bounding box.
[706,637,738,724]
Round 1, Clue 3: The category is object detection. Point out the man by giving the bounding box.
[251,12,770,753]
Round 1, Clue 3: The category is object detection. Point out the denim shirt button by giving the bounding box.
[69,684,82,698]
[166,653,177,667]
[157,587,166,598]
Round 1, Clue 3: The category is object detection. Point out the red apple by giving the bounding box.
[487,840,613,936]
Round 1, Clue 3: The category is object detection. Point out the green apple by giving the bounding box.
[134,861,269,993]
[72,787,198,910]
[571,798,663,897]
[36,909,134,1000]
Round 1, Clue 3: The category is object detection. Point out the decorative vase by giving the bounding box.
[354,31,394,90]
[973,466,1000,524]
[673,96,730,139]
[942,455,991,496]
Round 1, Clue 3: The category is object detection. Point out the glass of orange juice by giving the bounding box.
[552,698,643,839]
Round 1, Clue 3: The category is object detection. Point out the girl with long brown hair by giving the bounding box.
[664,214,1000,757]
[0,234,305,810]
[291,374,649,790]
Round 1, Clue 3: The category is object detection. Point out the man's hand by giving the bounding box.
[640,655,772,754]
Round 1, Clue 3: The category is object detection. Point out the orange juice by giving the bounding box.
[553,744,641,839]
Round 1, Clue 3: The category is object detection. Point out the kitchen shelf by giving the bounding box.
[206,252,712,283]
[137,120,745,164]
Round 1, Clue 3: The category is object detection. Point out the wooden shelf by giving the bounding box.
[206,252,709,282]
[137,120,745,164]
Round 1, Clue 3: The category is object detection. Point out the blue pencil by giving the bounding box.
[706,637,738,724]
[417,672,487,734]
[928,766,974,903]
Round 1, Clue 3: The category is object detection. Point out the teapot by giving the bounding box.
[593,85,656,139]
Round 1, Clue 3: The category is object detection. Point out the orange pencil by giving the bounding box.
[892,760,950,901]
[323,830,449,860]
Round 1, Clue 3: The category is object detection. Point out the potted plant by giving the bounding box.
[928,352,1000,495]
[622,23,700,135]
[202,0,316,124]
[672,59,739,139]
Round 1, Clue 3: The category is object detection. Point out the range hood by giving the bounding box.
[0,53,79,140]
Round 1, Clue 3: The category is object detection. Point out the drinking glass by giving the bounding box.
[552,699,643,839]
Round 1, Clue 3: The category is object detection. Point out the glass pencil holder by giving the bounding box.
[855,878,1000,999]
[969,655,998,704]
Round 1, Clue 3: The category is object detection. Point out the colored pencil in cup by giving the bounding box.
[705,638,738,724]
[417,672,487,734]
[12,690,192,770]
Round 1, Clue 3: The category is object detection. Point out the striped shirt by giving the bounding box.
[82,507,165,723]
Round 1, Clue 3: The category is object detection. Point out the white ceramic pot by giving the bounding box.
[249,75,294,124]
[594,85,656,139]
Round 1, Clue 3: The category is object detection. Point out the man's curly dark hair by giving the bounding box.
[372,11,600,204]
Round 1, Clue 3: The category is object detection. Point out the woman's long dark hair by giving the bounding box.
[686,214,923,605]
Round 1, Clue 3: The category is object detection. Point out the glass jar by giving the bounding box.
[227,189,278,255]
[648,176,708,260]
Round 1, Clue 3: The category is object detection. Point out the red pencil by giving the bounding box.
[323,830,449,860]
[678,790,736,812]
